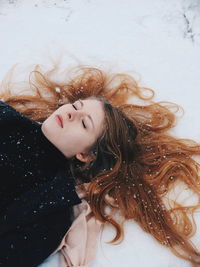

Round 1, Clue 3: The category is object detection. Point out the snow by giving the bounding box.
[0,0,200,266]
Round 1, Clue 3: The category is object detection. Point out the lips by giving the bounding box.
[56,115,63,128]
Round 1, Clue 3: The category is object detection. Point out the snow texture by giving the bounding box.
[0,0,200,266]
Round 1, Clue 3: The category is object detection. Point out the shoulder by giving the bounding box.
[0,100,9,110]
[0,99,40,129]
[0,100,25,117]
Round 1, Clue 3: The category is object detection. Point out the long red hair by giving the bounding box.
[1,63,200,266]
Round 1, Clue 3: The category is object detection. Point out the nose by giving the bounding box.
[68,112,72,120]
[67,110,83,121]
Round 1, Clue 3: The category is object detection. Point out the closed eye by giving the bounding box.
[72,103,87,129]
[82,120,86,129]
[72,104,77,110]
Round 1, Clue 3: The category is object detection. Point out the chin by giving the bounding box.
[41,122,46,134]
[41,121,51,139]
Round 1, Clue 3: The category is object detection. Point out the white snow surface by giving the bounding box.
[0,0,200,266]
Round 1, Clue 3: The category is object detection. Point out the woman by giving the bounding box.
[0,63,200,267]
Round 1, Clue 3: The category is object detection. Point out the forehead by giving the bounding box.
[82,98,105,133]
[82,98,104,117]
[82,98,102,107]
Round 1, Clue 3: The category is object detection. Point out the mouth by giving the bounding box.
[56,115,63,128]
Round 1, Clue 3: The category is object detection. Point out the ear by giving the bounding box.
[75,152,96,163]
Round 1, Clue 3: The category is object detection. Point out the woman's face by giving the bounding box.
[41,98,105,162]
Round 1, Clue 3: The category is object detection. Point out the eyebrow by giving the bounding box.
[79,99,95,130]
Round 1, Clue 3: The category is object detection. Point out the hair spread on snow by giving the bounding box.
[1,63,200,266]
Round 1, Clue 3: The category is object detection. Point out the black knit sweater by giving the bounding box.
[0,101,81,267]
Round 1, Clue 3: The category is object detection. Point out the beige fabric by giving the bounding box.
[53,186,103,267]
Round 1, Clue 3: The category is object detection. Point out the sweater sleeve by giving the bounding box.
[0,170,81,267]
[0,205,73,267]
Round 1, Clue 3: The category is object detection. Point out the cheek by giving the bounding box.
[64,128,88,145]
[76,132,94,151]
[68,134,91,155]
